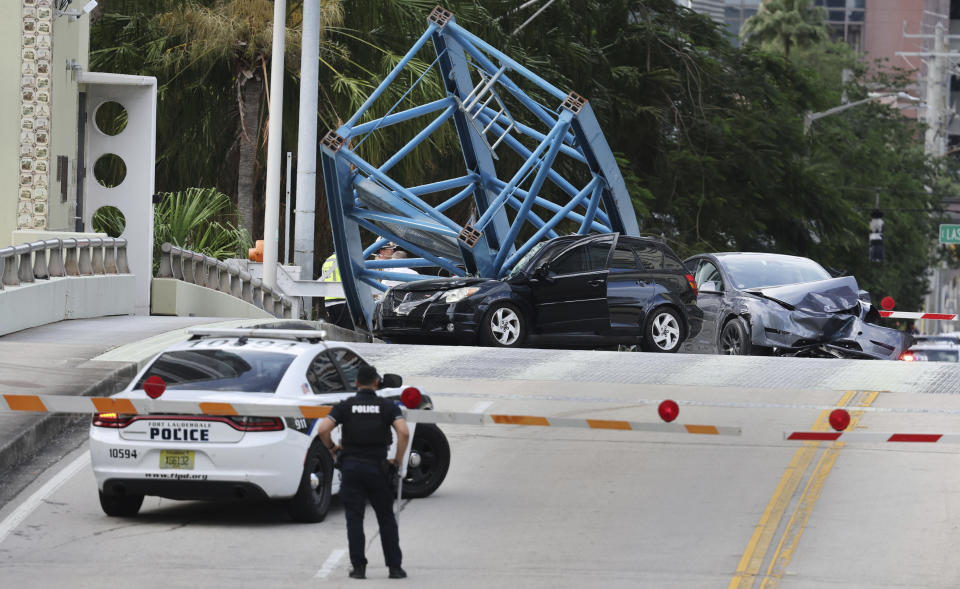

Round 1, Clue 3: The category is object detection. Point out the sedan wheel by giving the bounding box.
[481,303,526,347]
[719,317,752,355]
[642,307,683,353]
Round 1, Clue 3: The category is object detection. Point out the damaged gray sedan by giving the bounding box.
[681,253,910,359]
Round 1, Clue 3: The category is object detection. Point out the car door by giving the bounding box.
[531,235,613,333]
[690,257,725,352]
[606,241,654,335]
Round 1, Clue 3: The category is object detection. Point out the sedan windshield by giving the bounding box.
[134,349,295,393]
[720,255,831,289]
[508,242,546,278]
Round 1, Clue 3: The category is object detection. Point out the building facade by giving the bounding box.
[1,0,90,248]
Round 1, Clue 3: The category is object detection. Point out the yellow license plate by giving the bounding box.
[160,450,195,470]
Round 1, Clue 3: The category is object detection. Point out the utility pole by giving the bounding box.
[898,21,959,159]
[294,0,321,294]
[262,0,287,291]
[897,20,960,333]
[925,22,948,158]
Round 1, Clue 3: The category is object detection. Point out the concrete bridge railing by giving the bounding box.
[0,237,130,288]
[157,243,293,318]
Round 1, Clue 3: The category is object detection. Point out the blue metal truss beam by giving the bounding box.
[348,209,460,238]
[339,148,462,232]
[348,97,455,137]
[493,109,574,274]
[474,110,613,228]
[432,16,507,276]
[342,23,439,132]
[350,216,465,277]
[503,175,600,270]
[378,105,456,174]
[489,178,611,233]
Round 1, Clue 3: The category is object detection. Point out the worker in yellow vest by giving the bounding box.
[320,253,351,328]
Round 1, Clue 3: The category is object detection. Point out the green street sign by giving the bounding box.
[940,224,960,244]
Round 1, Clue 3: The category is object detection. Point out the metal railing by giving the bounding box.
[0,237,130,289]
[157,243,293,318]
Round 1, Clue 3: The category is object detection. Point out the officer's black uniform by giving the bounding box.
[328,388,403,572]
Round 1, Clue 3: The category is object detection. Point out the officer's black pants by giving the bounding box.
[340,460,402,568]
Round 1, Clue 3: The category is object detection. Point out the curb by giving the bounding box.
[0,361,138,473]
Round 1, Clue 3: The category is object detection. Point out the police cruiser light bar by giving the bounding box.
[186,328,328,342]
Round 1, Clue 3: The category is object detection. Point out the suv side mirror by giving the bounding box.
[534,263,554,282]
[380,373,403,389]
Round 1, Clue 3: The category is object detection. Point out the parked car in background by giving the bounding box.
[911,333,960,345]
[374,233,702,351]
[681,252,910,359]
[900,341,960,362]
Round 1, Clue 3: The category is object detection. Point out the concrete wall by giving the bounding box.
[49,11,89,232]
[151,278,275,319]
[0,5,23,248]
[0,274,135,336]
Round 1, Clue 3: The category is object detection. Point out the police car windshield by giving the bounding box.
[135,349,295,393]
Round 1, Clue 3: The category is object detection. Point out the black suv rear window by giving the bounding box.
[135,350,295,393]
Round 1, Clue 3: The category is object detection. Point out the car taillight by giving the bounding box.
[900,352,916,362]
[685,273,698,295]
[400,387,422,409]
[93,412,134,428]
[227,416,284,431]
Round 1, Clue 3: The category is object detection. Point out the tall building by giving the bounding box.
[676,0,727,25]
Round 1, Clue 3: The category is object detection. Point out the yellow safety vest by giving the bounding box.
[322,254,345,301]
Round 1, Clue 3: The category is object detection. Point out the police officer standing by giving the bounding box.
[316,365,410,579]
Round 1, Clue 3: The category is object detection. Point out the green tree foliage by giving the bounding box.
[89,0,949,308]
[154,187,252,262]
[740,0,829,59]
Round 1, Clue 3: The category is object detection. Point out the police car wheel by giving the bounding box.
[99,490,144,517]
[401,424,450,499]
[288,442,334,523]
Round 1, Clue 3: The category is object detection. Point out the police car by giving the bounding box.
[89,328,450,522]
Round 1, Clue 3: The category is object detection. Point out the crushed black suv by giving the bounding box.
[373,233,702,350]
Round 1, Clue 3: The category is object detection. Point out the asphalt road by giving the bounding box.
[2,369,960,588]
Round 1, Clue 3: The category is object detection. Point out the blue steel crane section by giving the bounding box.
[320,5,640,330]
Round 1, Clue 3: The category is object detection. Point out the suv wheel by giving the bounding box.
[642,307,683,353]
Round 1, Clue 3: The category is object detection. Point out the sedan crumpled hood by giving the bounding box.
[747,276,861,313]
[391,276,493,292]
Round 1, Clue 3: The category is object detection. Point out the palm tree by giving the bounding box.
[154,1,341,235]
[740,0,828,60]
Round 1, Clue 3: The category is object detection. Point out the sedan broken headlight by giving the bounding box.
[442,287,480,303]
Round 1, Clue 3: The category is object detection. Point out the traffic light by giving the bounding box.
[869,209,884,262]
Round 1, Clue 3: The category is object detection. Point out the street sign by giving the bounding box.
[940,224,960,244]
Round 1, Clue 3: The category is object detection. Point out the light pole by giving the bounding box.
[803,92,920,134]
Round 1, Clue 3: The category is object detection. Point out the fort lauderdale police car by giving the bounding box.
[89,328,450,522]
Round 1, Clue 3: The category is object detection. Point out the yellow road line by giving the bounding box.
[728,390,857,589]
[757,391,878,589]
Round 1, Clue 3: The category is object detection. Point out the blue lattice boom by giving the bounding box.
[320,5,640,329]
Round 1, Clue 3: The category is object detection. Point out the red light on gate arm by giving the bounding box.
[400,387,422,409]
[900,352,916,362]
[881,296,895,311]
[685,274,698,295]
[143,376,166,399]
[658,400,679,423]
[829,409,851,431]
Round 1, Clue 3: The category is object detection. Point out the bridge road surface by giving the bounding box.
[3,344,960,587]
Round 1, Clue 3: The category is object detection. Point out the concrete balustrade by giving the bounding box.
[157,243,293,318]
[0,237,130,289]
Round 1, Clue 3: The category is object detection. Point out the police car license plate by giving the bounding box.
[160,450,195,470]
